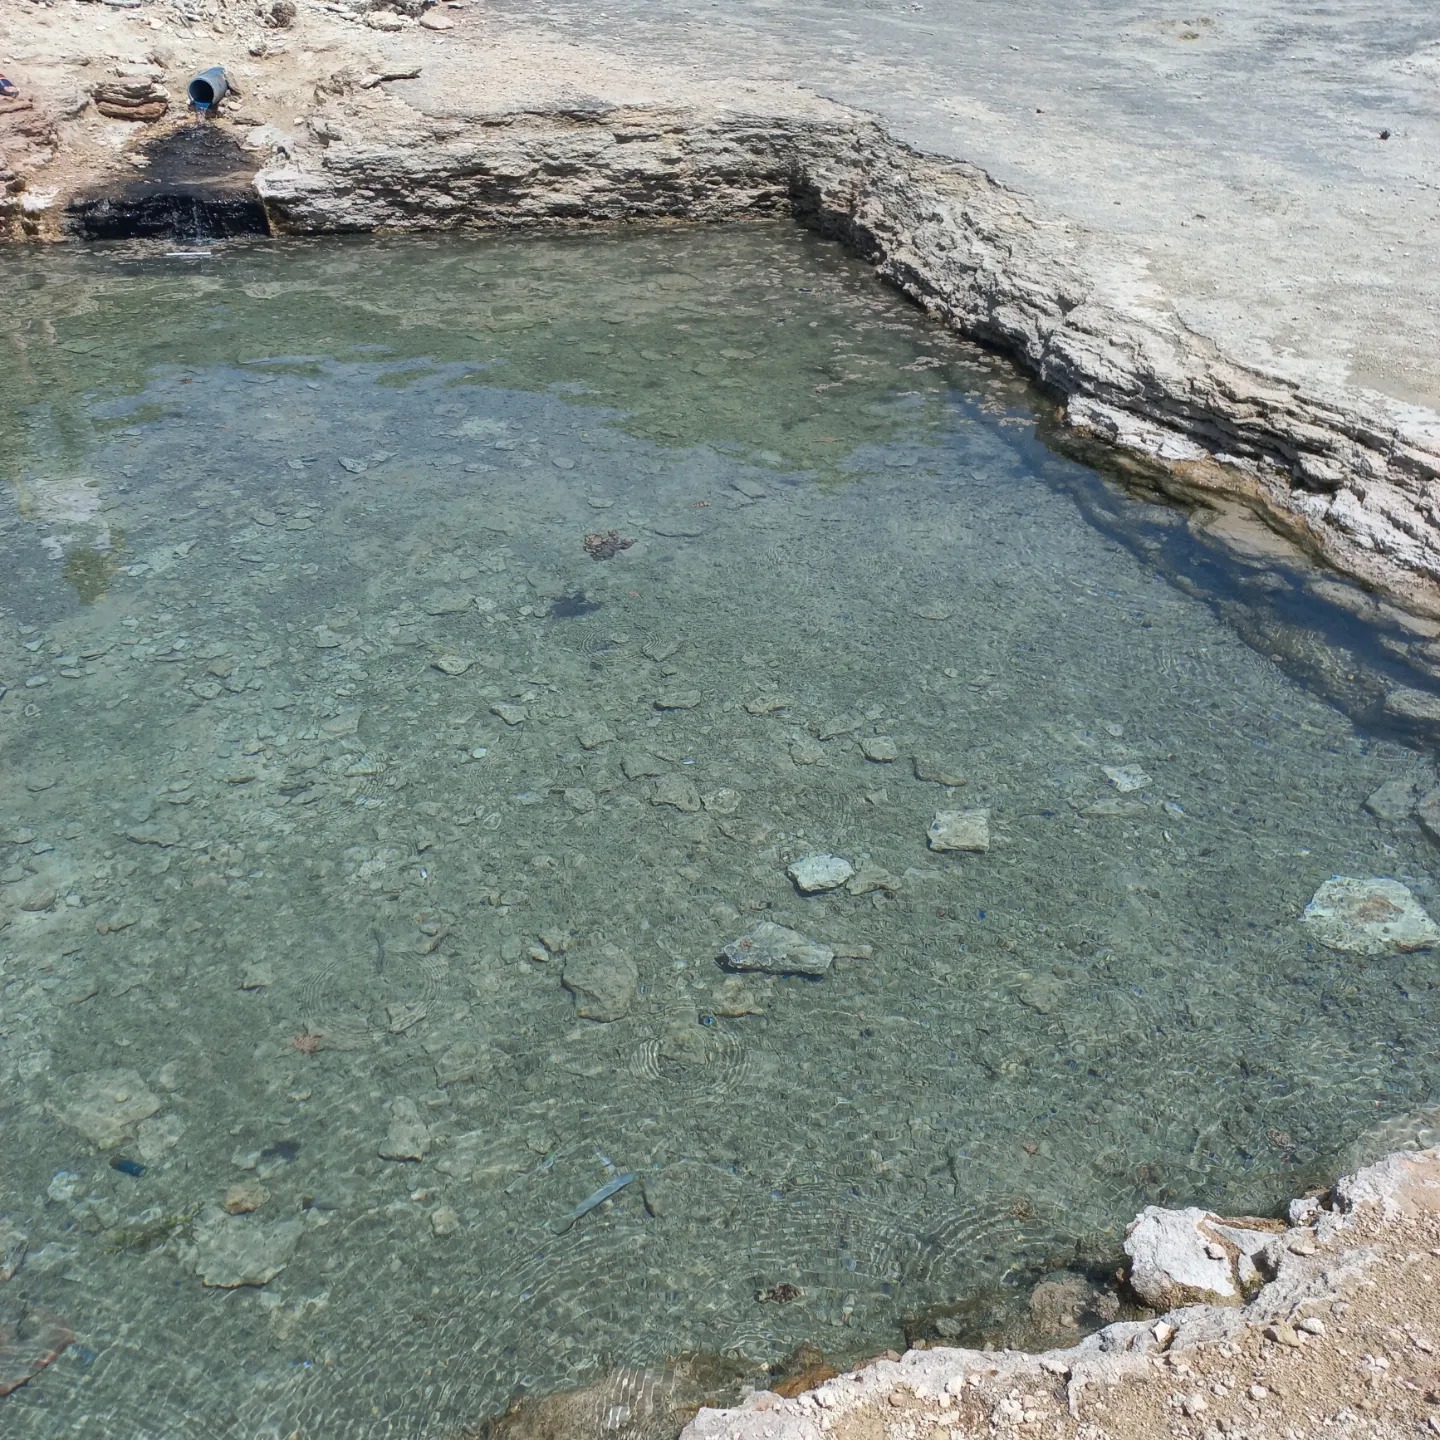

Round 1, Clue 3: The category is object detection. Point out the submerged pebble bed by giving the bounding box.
[1,225,1439,1436]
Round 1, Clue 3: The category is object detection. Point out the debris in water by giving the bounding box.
[583,530,635,561]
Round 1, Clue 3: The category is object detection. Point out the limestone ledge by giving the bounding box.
[246,98,1440,617]
[678,1145,1440,1439]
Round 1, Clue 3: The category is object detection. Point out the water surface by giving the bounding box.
[1,226,1438,1437]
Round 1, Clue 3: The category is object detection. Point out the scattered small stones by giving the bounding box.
[787,853,855,893]
[927,809,990,853]
[719,922,835,976]
[193,1211,302,1288]
[1301,876,1440,955]
[562,944,638,1021]
[583,530,635,561]
[378,1098,431,1161]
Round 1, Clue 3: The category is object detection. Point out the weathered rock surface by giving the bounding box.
[194,1211,303,1288]
[1302,876,1440,955]
[719,922,834,976]
[562,944,637,1021]
[1365,777,1421,822]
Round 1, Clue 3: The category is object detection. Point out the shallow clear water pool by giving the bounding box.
[2,225,1439,1437]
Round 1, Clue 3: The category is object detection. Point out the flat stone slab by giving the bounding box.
[786,854,854,893]
[719,922,834,976]
[50,1069,162,1149]
[927,809,990,853]
[1302,876,1440,955]
[194,1212,303,1288]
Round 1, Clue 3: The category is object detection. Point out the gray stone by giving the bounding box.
[789,737,824,766]
[125,822,180,847]
[927,809,990,853]
[1416,786,1440,842]
[859,735,899,762]
[490,702,527,725]
[651,774,701,812]
[912,755,967,787]
[1102,764,1151,793]
[816,714,861,740]
[787,853,854,893]
[194,1211,303,1288]
[1124,1207,1242,1310]
[1365,778,1421,823]
[621,750,666,779]
[431,654,473,676]
[563,944,638,1021]
[846,861,902,897]
[379,1097,431,1161]
[51,1069,162,1149]
[1302,876,1440,955]
[577,720,616,750]
[654,689,701,710]
[1384,688,1440,724]
[564,787,597,813]
[719,922,835,976]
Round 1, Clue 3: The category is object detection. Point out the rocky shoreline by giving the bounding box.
[4,1,1440,623]
[681,1146,1440,1439]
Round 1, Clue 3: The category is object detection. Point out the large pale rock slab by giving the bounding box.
[927,808,990,853]
[51,1070,161,1149]
[1123,1207,1280,1310]
[719,922,834,976]
[194,1211,302,1288]
[1302,876,1439,955]
[563,944,637,1021]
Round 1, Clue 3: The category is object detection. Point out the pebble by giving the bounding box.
[790,737,825,766]
[787,853,855,892]
[621,750,666,779]
[490,702,527,726]
[1296,1315,1326,1336]
[430,1206,461,1237]
[744,695,792,715]
[927,809,990,853]
[431,655,473,676]
[859,735,899,762]
[223,1181,270,1215]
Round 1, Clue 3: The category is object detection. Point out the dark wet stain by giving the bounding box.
[109,1156,145,1178]
[260,1138,301,1164]
[550,592,601,619]
[65,124,270,242]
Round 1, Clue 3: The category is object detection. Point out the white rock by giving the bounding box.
[1302,876,1440,955]
[927,809,990,853]
[787,853,854,892]
[719,922,835,976]
[1124,1206,1239,1309]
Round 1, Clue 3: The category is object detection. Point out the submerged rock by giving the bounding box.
[1365,778,1421,823]
[563,944,637,1021]
[927,808,990,853]
[51,1070,162,1150]
[786,854,854,893]
[1301,876,1440,955]
[379,1098,431,1161]
[719,922,834,976]
[1384,687,1440,724]
[194,1211,302,1288]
